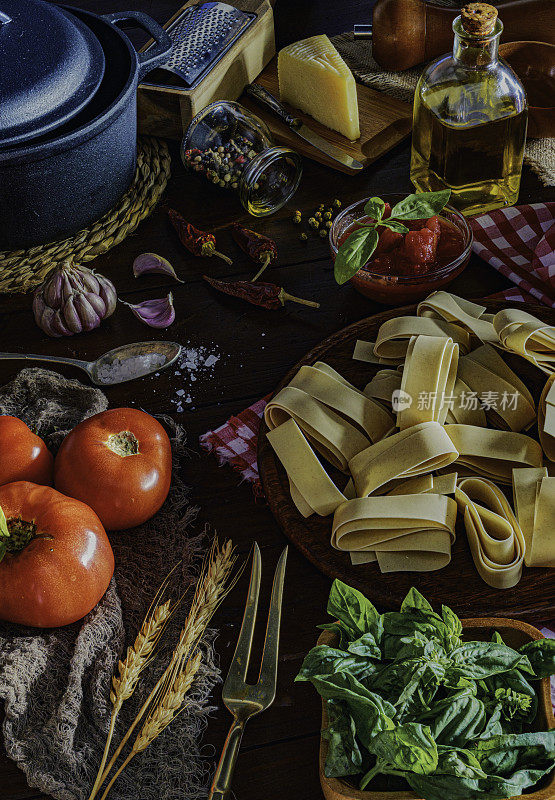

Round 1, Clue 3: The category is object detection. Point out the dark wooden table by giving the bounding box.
[1,2,553,798]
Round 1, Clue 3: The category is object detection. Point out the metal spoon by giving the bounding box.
[0,341,182,386]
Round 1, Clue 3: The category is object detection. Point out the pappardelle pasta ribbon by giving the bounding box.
[417,291,498,344]
[455,476,526,589]
[397,335,459,430]
[364,316,471,363]
[264,385,370,472]
[538,373,555,461]
[494,308,555,375]
[458,345,536,432]
[444,424,543,484]
[266,418,348,517]
[513,467,555,567]
[349,421,459,497]
[287,362,395,442]
[332,494,457,573]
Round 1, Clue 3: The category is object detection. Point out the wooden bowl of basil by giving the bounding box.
[317,618,554,800]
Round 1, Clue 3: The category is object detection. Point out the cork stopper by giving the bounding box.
[461,3,498,35]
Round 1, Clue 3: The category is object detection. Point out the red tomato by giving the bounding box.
[403,227,439,265]
[0,481,114,627]
[54,408,172,530]
[0,416,53,487]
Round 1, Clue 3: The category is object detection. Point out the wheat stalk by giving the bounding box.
[95,537,240,800]
[87,565,181,800]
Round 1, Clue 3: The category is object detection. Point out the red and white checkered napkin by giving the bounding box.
[199,395,268,495]
[472,202,555,307]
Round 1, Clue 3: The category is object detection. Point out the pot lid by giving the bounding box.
[0,0,106,148]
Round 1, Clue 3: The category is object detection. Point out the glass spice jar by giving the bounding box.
[182,100,302,217]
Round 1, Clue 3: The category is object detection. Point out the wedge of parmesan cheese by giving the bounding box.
[278,35,360,141]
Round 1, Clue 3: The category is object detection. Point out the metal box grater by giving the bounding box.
[137,0,275,140]
[142,2,257,90]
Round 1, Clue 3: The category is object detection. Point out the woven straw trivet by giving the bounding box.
[0,136,171,295]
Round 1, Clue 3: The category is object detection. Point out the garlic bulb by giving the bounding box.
[33,262,117,337]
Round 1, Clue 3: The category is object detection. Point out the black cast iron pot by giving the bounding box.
[0,6,171,250]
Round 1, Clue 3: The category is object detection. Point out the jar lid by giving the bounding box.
[0,0,105,148]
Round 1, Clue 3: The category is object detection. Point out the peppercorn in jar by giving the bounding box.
[182,101,302,217]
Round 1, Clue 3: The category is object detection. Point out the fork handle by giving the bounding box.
[208,717,246,800]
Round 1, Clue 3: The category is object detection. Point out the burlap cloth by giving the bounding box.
[0,368,219,800]
[332,33,555,187]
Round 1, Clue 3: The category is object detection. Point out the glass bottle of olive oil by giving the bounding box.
[410,2,527,216]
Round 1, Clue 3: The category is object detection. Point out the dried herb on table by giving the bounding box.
[203,275,319,310]
[231,223,277,282]
[168,209,232,265]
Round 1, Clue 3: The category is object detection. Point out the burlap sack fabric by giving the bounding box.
[332,33,555,187]
[0,368,219,800]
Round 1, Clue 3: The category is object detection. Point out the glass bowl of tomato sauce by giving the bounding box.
[329,194,472,305]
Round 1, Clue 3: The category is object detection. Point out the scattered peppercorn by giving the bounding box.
[325,220,332,229]
[333,199,342,209]
[314,212,322,221]
[299,232,308,241]
[292,210,302,224]
[308,217,319,230]
[319,229,328,238]
[324,211,332,221]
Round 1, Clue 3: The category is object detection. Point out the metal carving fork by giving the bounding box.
[208,542,288,800]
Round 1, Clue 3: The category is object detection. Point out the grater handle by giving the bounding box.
[244,84,298,128]
[102,11,172,79]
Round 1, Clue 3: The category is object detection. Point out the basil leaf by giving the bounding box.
[363,196,386,221]
[425,691,486,747]
[334,227,379,285]
[390,189,451,220]
[472,730,555,777]
[327,579,383,643]
[401,587,435,616]
[449,642,533,680]
[368,722,439,775]
[308,672,395,747]
[441,605,463,652]
[295,644,377,681]
[380,219,409,234]
[347,632,381,660]
[475,704,504,739]
[519,638,555,679]
[481,669,538,724]
[322,700,363,777]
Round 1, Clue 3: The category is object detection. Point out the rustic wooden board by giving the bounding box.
[241,57,413,174]
[258,300,555,620]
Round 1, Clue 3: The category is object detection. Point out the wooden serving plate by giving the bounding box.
[317,618,555,800]
[240,57,412,174]
[258,300,555,620]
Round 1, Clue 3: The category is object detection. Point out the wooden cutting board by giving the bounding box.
[257,300,555,621]
[240,57,413,174]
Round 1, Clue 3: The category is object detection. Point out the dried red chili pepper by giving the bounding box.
[232,223,277,282]
[168,209,232,265]
[203,275,319,310]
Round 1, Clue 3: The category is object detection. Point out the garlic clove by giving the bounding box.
[132,252,184,283]
[97,274,117,317]
[51,310,73,337]
[75,293,104,331]
[43,271,63,308]
[121,292,175,328]
[78,267,101,295]
[62,295,85,334]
